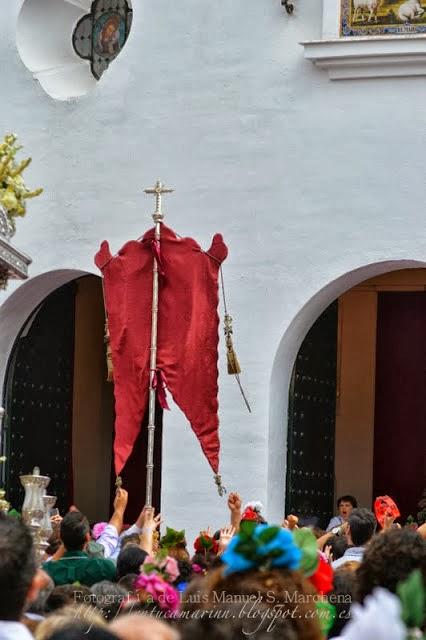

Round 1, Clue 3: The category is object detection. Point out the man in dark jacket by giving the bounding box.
[43,511,116,587]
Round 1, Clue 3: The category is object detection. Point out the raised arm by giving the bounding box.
[109,488,129,534]
[228,492,242,532]
[317,522,348,551]
[139,507,162,555]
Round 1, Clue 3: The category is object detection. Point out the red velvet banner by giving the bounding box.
[95,225,227,476]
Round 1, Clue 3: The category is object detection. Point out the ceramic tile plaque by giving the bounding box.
[73,0,133,80]
[341,0,426,36]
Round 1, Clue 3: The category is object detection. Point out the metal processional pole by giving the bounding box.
[144,180,173,507]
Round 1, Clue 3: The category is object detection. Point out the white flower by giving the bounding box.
[342,588,407,640]
[243,501,264,513]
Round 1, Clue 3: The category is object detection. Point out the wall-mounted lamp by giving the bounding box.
[0,206,32,289]
[282,0,294,14]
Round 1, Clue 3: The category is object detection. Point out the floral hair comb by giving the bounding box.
[221,521,302,575]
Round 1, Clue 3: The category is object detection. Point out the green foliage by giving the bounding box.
[7,509,21,519]
[258,525,281,544]
[198,534,214,550]
[315,600,336,636]
[236,522,279,567]
[417,489,426,526]
[142,562,157,574]
[397,570,425,631]
[160,526,186,548]
[292,528,319,577]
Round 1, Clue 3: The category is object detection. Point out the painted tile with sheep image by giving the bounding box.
[341,0,426,35]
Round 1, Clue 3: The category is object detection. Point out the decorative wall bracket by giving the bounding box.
[0,207,32,289]
[282,0,295,15]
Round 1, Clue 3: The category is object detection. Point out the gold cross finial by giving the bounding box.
[144,180,174,223]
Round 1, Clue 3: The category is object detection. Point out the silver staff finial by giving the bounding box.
[144,180,174,224]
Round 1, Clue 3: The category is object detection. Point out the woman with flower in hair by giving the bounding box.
[181,521,330,640]
[160,527,190,562]
[133,551,181,617]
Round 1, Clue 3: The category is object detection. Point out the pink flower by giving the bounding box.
[163,556,179,582]
[192,563,203,574]
[144,554,156,565]
[143,554,179,583]
[92,522,107,540]
[134,573,180,614]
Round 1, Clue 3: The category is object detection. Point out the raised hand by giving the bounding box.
[50,514,62,529]
[113,488,128,513]
[324,544,334,563]
[140,506,159,555]
[282,514,298,530]
[228,492,242,532]
[200,526,213,539]
[153,513,162,530]
[141,506,155,528]
[218,525,235,554]
[227,492,242,513]
[381,513,401,532]
[108,488,129,534]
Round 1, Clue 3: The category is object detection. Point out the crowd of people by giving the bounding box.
[0,488,425,640]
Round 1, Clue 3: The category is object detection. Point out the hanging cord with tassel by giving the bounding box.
[219,266,252,413]
[214,473,226,497]
[180,234,252,414]
[101,278,114,383]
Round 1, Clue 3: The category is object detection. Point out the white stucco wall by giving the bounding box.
[1,0,426,543]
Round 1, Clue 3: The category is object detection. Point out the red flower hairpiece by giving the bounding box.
[194,534,219,555]
[241,507,259,522]
[309,555,333,595]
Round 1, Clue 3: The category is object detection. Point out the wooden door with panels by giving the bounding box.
[288,269,426,522]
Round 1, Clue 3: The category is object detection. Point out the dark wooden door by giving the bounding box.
[286,301,338,528]
[2,283,76,514]
[374,292,426,521]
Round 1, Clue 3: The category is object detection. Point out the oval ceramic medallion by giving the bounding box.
[73,0,133,80]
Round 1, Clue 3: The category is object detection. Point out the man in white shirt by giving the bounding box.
[326,495,358,532]
[332,508,377,569]
[96,489,149,561]
[96,489,159,562]
[0,514,47,640]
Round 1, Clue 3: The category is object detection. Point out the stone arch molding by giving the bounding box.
[16,0,133,101]
[0,269,94,401]
[266,258,426,524]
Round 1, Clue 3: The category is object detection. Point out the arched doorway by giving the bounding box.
[0,273,162,522]
[284,268,426,527]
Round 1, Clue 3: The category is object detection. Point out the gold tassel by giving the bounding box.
[104,320,114,382]
[224,314,241,375]
[214,474,227,497]
[219,268,251,413]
